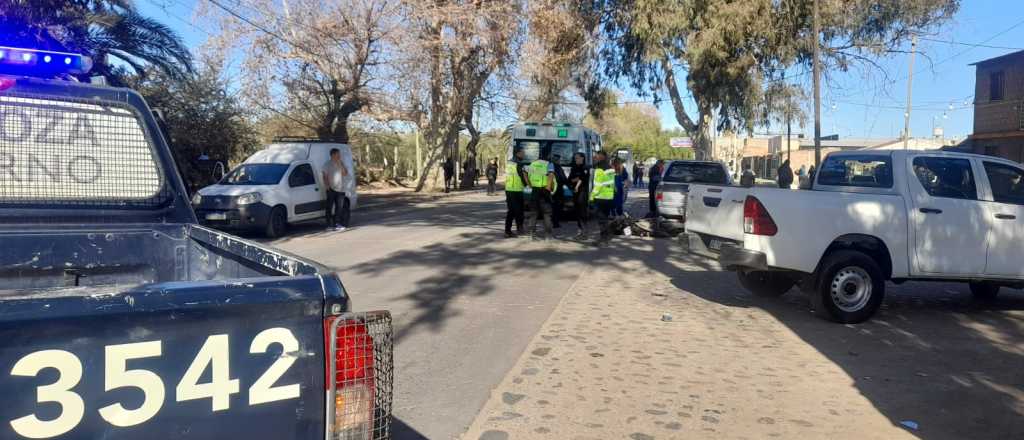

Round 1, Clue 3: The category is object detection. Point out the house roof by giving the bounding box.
[969,49,1024,67]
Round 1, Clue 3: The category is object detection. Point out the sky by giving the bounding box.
[138,0,1023,140]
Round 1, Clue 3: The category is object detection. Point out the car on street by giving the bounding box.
[0,47,392,440]
[192,140,358,238]
[685,149,1024,323]
[655,160,732,221]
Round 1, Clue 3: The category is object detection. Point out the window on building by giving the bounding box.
[912,156,977,200]
[990,71,1005,101]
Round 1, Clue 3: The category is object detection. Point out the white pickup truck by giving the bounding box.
[685,149,1024,323]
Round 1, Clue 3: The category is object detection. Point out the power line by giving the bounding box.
[205,0,319,58]
[918,37,1023,51]
[923,17,1024,72]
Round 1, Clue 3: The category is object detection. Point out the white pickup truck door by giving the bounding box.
[979,160,1024,278]
[907,155,988,275]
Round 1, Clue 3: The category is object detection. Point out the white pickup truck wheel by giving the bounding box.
[737,271,795,297]
[812,250,886,323]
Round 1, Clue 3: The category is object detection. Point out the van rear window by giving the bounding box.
[818,155,893,188]
[0,94,164,205]
[663,162,728,184]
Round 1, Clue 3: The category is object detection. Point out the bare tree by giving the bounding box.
[391,0,523,192]
[205,0,400,142]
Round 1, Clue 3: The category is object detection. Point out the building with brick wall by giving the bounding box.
[969,50,1024,162]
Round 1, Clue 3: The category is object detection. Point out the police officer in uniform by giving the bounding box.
[525,154,556,239]
[504,149,529,238]
[590,150,616,244]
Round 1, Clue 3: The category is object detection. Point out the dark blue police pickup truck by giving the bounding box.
[0,47,393,440]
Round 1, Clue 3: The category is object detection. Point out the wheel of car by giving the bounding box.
[968,282,1000,301]
[265,206,287,238]
[811,250,885,324]
[737,271,795,297]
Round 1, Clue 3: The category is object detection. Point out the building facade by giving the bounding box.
[969,50,1024,162]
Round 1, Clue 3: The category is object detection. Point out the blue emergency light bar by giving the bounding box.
[0,46,92,76]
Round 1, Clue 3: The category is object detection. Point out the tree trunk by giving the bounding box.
[460,111,480,189]
[661,58,712,160]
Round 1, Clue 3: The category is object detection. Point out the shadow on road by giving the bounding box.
[669,261,1024,440]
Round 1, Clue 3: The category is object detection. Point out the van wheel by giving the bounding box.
[969,282,1000,301]
[811,250,885,323]
[265,206,287,238]
[737,271,795,297]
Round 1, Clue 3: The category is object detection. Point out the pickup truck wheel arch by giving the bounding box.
[818,234,894,281]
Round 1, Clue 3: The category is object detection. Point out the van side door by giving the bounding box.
[286,163,323,221]
[906,155,988,275]
[979,160,1024,278]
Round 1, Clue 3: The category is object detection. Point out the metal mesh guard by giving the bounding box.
[329,311,394,440]
[0,93,169,206]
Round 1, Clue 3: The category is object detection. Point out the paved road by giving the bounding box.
[270,190,595,439]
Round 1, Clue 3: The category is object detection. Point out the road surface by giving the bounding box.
[271,190,594,439]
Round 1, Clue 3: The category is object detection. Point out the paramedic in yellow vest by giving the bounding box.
[590,150,616,243]
[504,149,530,238]
[525,155,557,239]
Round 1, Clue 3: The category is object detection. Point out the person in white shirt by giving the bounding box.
[322,148,350,231]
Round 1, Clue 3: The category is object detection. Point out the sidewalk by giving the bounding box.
[461,239,918,440]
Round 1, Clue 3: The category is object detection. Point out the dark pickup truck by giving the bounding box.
[0,47,392,439]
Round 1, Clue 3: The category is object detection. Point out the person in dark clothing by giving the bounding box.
[568,152,590,239]
[550,154,569,228]
[505,150,529,237]
[443,157,455,193]
[777,159,794,189]
[647,160,664,218]
[740,165,756,187]
[612,159,629,216]
[635,166,645,189]
[485,158,498,195]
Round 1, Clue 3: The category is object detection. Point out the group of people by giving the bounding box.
[738,160,816,189]
[503,150,656,244]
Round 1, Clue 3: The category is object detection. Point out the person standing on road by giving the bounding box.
[504,150,529,238]
[443,157,455,193]
[550,154,568,229]
[590,150,615,244]
[647,160,664,218]
[323,148,350,232]
[635,165,645,189]
[612,158,629,216]
[568,152,590,239]
[740,165,756,187]
[525,154,556,239]
[486,158,498,195]
[777,159,794,189]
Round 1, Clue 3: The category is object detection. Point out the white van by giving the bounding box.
[192,139,358,237]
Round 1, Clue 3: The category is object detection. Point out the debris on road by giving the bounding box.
[661,313,674,322]
[900,420,919,431]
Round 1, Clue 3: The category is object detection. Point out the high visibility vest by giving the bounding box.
[505,161,524,192]
[592,168,615,200]
[528,160,551,188]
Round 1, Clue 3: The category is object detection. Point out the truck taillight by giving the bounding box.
[325,312,393,440]
[656,189,663,201]
[743,196,777,236]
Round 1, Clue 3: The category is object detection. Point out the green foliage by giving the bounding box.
[130,69,259,191]
[0,0,193,83]
[584,101,696,163]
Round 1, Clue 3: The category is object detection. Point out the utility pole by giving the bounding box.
[784,71,791,162]
[903,34,917,149]
[812,0,822,169]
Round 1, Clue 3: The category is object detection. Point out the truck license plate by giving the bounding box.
[708,239,723,251]
[206,212,227,221]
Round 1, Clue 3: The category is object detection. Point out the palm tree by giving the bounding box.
[0,0,193,82]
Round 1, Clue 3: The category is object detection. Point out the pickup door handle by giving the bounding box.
[995,214,1017,220]
[919,208,943,214]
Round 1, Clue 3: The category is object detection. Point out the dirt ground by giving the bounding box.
[462,236,1024,440]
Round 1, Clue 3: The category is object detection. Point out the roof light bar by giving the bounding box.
[0,46,92,76]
